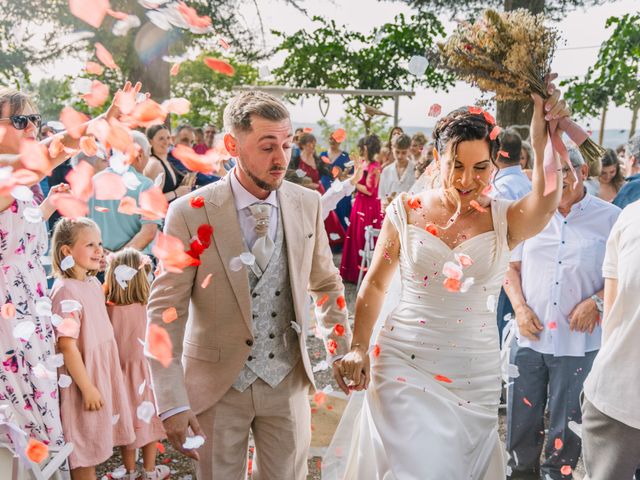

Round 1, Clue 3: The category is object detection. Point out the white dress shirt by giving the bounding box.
[583,200,640,428]
[160,169,279,420]
[513,193,621,357]
[378,160,416,204]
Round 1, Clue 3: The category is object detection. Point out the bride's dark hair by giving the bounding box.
[430,107,502,227]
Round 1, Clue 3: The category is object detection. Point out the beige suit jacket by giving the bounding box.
[147,175,351,415]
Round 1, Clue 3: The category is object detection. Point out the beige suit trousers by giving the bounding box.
[194,361,311,480]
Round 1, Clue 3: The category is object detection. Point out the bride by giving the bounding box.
[329,84,570,479]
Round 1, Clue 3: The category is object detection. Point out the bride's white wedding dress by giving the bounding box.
[324,195,511,480]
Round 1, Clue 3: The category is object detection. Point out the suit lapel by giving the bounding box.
[204,177,252,332]
[279,184,307,327]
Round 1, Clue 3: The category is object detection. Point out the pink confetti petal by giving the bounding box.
[68,0,109,28]
[95,42,119,70]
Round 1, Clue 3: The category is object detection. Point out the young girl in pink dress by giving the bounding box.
[105,248,168,480]
[50,218,135,479]
[340,135,383,283]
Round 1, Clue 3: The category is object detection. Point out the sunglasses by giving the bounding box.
[0,114,42,131]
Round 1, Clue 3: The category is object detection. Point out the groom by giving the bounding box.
[146,90,351,479]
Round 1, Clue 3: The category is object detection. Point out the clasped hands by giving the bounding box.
[333,344,370,394]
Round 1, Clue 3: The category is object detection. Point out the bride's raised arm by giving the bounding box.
[336,214,401,390]
[507,77,570,249]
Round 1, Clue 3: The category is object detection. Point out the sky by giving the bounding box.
[37,0,637,135]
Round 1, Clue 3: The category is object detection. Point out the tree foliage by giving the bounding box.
[170,53,260,128]
[271,12,454,132]
[562,13,640,136]
[392,0,609,21]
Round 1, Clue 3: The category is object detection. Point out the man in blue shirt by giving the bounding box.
[613,133,640,209]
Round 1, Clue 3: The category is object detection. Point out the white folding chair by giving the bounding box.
[356,226,381,291]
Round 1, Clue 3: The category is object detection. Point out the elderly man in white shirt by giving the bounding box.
[378,133,415,209]
[503,148,621,480]
[581,199,640,480]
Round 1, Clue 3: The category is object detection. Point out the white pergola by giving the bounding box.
[234,85,415,127]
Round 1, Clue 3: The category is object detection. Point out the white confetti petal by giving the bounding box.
[111,465,126,479]
[258,65,271,79]
[486,295,496,313]
[60,255,75,272]
[58,374,73,388]
[146,10,173,30]
[239,252,255,266]
[109,150,129,175]
[138,380,146,396]
[35,298,52,317]
[407,55,428,77]
[503,313,513,323]
[507,364,520,378]
[329,233,341,241]
[114,264,138,289]
[46,353,65,369]
[295,169,306,178]
[137,401,155,423]
[322,385,334,394]
[331,180,344,193]
[112,15,141,36]
[312,360,329,373]
[442,261,463,280]
[11,185,34,202]
[122,171,141,190]
[229,256,244,272]
[112,414,120,425]
[23,207,43,224]
[460,277,475,293]
[33,363,57,381]
[568,421,582,439]
[182,435,205,450]
[60,299,82,313]
[13,321,35,341]
[290,321,302,334]
[51,314,63,327]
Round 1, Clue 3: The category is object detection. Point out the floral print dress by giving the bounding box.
[0,198,64,448]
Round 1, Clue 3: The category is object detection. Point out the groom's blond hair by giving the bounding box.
[223,91,290,134]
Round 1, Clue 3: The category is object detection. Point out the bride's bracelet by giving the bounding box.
[351,343,368,353]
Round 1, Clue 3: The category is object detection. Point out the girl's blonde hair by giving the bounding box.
[51,217,101,279]
[105,248,152,306]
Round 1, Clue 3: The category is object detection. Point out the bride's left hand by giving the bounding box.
[334,346,370,393]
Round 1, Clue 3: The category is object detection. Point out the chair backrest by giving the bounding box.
[364,226,381,251]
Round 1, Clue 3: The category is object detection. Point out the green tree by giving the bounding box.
[170,53,260,128]
[31,78,72,122]
[0,0,295,101]
[562,13,640,141]
[272,12,454,133]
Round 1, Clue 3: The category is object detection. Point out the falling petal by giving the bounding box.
[114,264,138,289]
[443,277,462,293]
[51,193,89,218]
[82,80,110,108]
[94,172,127,200]
[407,55,428,76]
[203,57,235,76]
[460,277,475,293]
[33,363,57,381]
[442,261,463,280]
[47,353,65,368]
[25,438,48,463]
[95,42,119,69]
[20,139,52,174]
[170,63,181,76]
[57,318,80,338]
[229,256,243,271]
[136,400,155,423]
[434,374,452,384]
[112,14,141,36]
[428,103,442,117]
[24,207,43,226]
[147,324,172,367]
[138,379,146,396]
[182,435,205,450]
[60,106,89,139]
[35,299,52,317]
[201,273,213,289]
[68,0,109,28]
[12,185,34,202]
[162,307,177,324]
[331,128,346,143]
[13,321,36,341]
[58,374,73,388]
[1,303,16,320]
[490,125,501,141]
[60,255,76,272]
[122,171,141,190]
[85,61,104,75]
[486,295,496,313]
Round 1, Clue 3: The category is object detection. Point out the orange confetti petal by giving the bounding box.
[25,438,48,463]
[313,391,327,406]
[163,98,190,115]
[94,172,127,200]
[327,339,337,355]
[489,125,501,141]
[68,0,109,28]
[94,206,109,213]
[130,99,167,128]
[95,42,119,70]
[303,127,313,133]
[79,136,99,156]
[470,200,488,213]
[170,63,181,76]
[106,8,128,20]
[316,294,329,307]
[443,277,461,293]
[468,106,483,115]
[201,273,213,289]
[548,321,557,330]
[204,57,235,76]
[1,303,16,320]
[407,196,422,210]
[331,128,346,143]
[162,307,178,324]
[118,196,138,215]
[428,103,442,117]
[336,295,346,310]
[147,324,173,368]
[106,118,133,152]
[60,106,89,139]
[84,61,104,75]
[372,344,381,357]
[560,466,572,476]
[177,1,212,28]
[554,438,563,450]
[20,139,52,175]
[48,136,65,159]
[138,186,168,220]
[82,80,109,108]
[331,166,341,178]
[483,110,496,124]
[152,232,199,273]
[156,441,165,454]
[498,150,510,159]
[66,160,95,201]
[434,374,452,383]
[333,324,345,336]
[523,397,532,407]
[51,193,89,218]
[425,223,438,236]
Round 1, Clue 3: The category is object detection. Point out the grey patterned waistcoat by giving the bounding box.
[231,207,301,392]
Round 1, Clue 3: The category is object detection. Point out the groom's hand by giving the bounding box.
[163,409,205,461]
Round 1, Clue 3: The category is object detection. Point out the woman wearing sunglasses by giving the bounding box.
[0,83,137,472]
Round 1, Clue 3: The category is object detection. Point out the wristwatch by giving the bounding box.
[591,295,604,315]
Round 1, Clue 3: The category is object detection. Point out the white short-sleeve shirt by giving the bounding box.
[583,200,640,428]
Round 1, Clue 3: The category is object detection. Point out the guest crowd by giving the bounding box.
[1,82,640,480]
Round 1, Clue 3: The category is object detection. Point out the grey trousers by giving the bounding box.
[582,398,640,480]
[506,346,597,479]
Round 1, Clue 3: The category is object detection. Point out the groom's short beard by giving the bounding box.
[246,166,284,191]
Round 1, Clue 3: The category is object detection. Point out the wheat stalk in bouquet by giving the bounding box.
[431,8,605,170]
